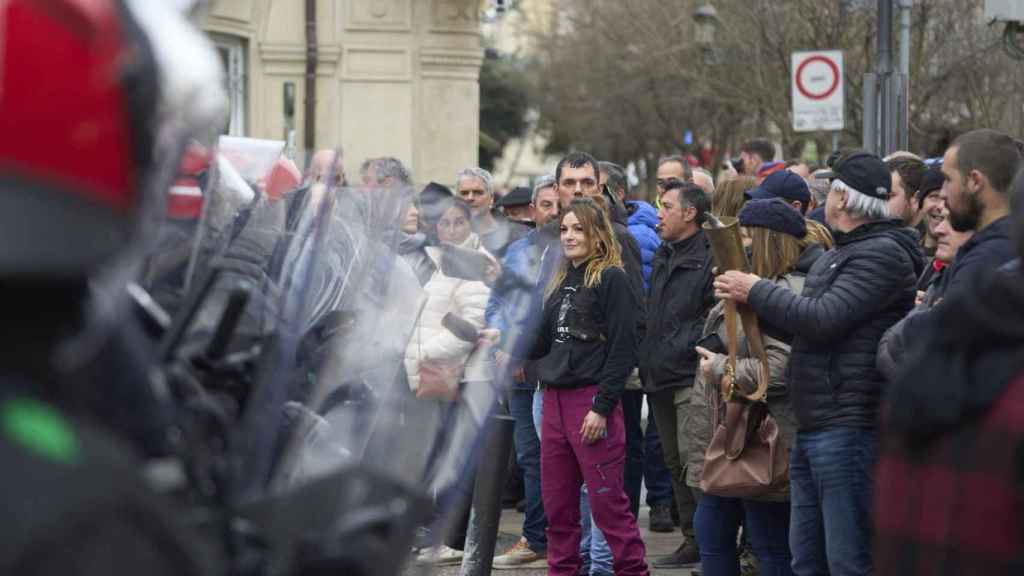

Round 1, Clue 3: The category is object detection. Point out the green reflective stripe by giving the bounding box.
[1,399,79,465]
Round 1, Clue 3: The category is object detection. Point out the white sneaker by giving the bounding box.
[416,544,464,566]
[493,537,546,569]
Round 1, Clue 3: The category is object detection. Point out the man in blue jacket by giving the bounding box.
[599,161,676,533]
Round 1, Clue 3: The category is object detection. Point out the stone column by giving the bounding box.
[414,0,485,185]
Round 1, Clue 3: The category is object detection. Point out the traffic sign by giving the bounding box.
[792,50,844,132]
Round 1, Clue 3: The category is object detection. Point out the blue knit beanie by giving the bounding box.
[738,198,807,238]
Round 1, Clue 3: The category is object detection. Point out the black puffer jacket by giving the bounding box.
[746,220,924,431]
[640,230,715,391]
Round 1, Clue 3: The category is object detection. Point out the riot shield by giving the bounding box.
[152,145,522,574]
[237,177,510,575]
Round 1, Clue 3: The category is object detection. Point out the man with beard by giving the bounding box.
[879,130,1021,381]
[872,167,1024,576]
[936,129,1020,294]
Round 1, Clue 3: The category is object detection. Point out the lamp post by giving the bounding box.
[694,3,720,64]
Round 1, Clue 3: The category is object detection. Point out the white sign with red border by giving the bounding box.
[791,50,844,132]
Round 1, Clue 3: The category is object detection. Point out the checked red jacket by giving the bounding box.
[874,372,1024,576]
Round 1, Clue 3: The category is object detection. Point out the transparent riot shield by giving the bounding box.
[244,179,515,575]
[153,145,529,574]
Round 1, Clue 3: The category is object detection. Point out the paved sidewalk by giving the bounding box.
[419,505,697,575]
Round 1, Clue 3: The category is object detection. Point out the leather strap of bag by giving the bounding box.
[724,300,738,386]
[720,300,771,459]
[737,302,770,402]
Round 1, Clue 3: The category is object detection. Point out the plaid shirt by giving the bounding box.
[874,372,1024,576]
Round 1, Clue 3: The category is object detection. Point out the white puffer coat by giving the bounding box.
[405,234,493,392]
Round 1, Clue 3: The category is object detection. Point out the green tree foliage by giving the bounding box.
[479,55,530,171]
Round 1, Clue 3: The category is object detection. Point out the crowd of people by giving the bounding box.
[397,131,1024,576]
[2,4,1023,574]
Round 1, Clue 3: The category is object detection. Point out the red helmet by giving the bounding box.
[0,0,225,277]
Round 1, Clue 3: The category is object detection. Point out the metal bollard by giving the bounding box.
[460,413,515,576]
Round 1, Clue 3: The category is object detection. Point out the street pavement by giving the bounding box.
[413,504,698,576]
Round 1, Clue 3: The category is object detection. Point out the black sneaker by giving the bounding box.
[649,503,675,533]
[651,541,700,569]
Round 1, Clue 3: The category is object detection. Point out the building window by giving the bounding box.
[210,34,247,136]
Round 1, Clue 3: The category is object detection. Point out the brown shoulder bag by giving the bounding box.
[699,301,789,499]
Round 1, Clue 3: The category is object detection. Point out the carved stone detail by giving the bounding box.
[432,0,480,31]
[346,0,410,31]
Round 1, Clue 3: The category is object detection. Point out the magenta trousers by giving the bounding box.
[541,385,648,576]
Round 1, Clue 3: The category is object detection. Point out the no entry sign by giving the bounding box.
[792,50,844,132]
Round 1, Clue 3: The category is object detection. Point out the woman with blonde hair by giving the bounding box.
[530,196,648,576]
[688,198,806,576]
[712,175,757,219]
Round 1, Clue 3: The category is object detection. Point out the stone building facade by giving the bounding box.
[201,0,484,185]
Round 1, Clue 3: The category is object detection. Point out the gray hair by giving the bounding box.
[456,167,493,195]
[882,150,923,162]
[832,179,889,221]
[532,174,556,204]
[360,157,412,186]
[808,176,830,205]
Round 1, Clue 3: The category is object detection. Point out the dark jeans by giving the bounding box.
[510,388,547,553]
[789,427,877,576]
[620,390,645,518]
[643,410,674,506]
[694,494,794,576]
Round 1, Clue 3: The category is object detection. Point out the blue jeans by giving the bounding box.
[694,494,793,576]
[510,388,546,553]
[534,390,613,576]
[789,427,877,576]
[642,409,674,506]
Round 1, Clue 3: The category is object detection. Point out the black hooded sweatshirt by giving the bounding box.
[530,263,639,416]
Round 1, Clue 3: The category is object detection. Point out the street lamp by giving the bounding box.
[693,3,719,47]
[693,3,720,64]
